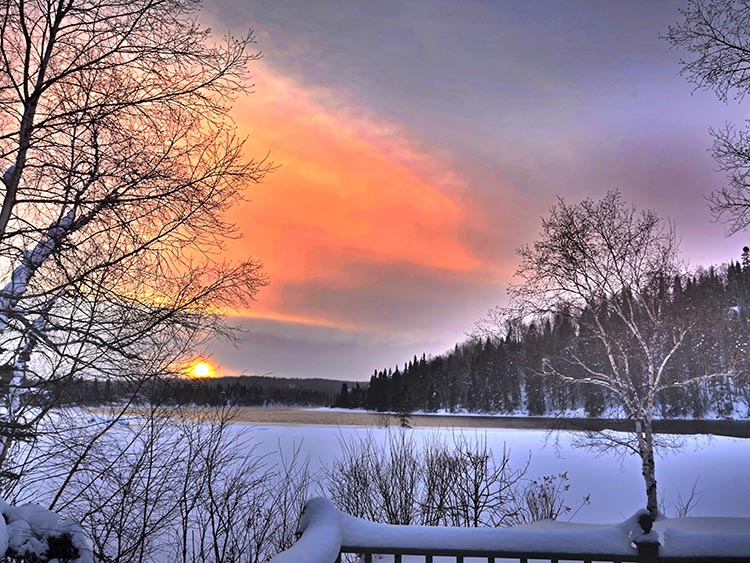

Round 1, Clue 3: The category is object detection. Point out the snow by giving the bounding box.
[88,414,130,426]
[248,424,750,523]
[0,503,8,558]
[274,498,750,562]
[15,414,750,562]
[657,517,750,557]
[0,500,93,563]
[338,505,642,555]
[270,497,342,563]
[263,423,750,562]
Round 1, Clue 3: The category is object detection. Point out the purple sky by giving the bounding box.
[199,0,749,380]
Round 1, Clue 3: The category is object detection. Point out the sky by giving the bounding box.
[197,0,749,381]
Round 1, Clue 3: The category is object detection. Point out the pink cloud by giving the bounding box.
[225,61,503,329]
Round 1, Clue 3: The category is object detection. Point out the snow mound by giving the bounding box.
[270,497,342,563]
[339,510,640,556]
[1,501,92,563]
[657,517,750,558]
[272,498,750,563]
[270,498,646,562]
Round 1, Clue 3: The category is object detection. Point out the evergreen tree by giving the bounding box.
[334,383,350,408]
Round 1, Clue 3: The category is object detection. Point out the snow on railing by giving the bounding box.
[269,497,650,563]
[658,517,750,560]
[270,497,342,563]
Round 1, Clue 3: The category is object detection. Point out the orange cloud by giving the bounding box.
[226,62,483,326]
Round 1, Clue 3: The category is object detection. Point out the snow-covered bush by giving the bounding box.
[323,429,577,528]
[0,500,92,563]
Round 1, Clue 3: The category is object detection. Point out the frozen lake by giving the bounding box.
[244,423,750,524]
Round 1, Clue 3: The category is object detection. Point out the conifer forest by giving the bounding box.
[336,259,750,419]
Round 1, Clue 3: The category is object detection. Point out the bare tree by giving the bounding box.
[485,191,736,516]
[322,429,568,529]
[0,0,270,483]
[325,429,421,526]
[0,1,286,559]
[666,0,750,234]
[429,434,528,528]
[12,403,311,563]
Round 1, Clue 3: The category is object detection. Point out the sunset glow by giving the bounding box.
[189,361,215,379]
[196,1,745,380]
[225,61,490,328]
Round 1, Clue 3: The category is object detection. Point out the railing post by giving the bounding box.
[636,540,660,563]
[635,512,660,563]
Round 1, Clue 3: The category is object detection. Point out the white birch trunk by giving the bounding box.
[635,417,659,516]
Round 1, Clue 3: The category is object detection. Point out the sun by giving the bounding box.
[190,361,215,378]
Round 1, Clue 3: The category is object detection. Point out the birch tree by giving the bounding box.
[667,0,750,234]
[495,191,736,516]
[0,0,268,486]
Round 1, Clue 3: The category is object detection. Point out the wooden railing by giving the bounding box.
[269,498,750,563]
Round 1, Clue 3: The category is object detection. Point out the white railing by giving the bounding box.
[269,498,677,563]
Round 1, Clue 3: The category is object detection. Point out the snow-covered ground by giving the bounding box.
[263,424,750,563]
[246,424,750,523]
[23,412,747,563]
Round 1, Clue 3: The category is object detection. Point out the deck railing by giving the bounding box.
[335,546,643,563]
[268,498,750,563]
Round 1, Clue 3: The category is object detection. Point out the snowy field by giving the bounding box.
[244,424,750,524]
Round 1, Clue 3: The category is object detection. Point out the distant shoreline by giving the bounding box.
[228,407,750,438]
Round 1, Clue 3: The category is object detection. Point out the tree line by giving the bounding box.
[335,259,750,420]
[49,375,345,408]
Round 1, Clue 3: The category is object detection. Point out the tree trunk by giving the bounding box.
[635,418,658,516]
